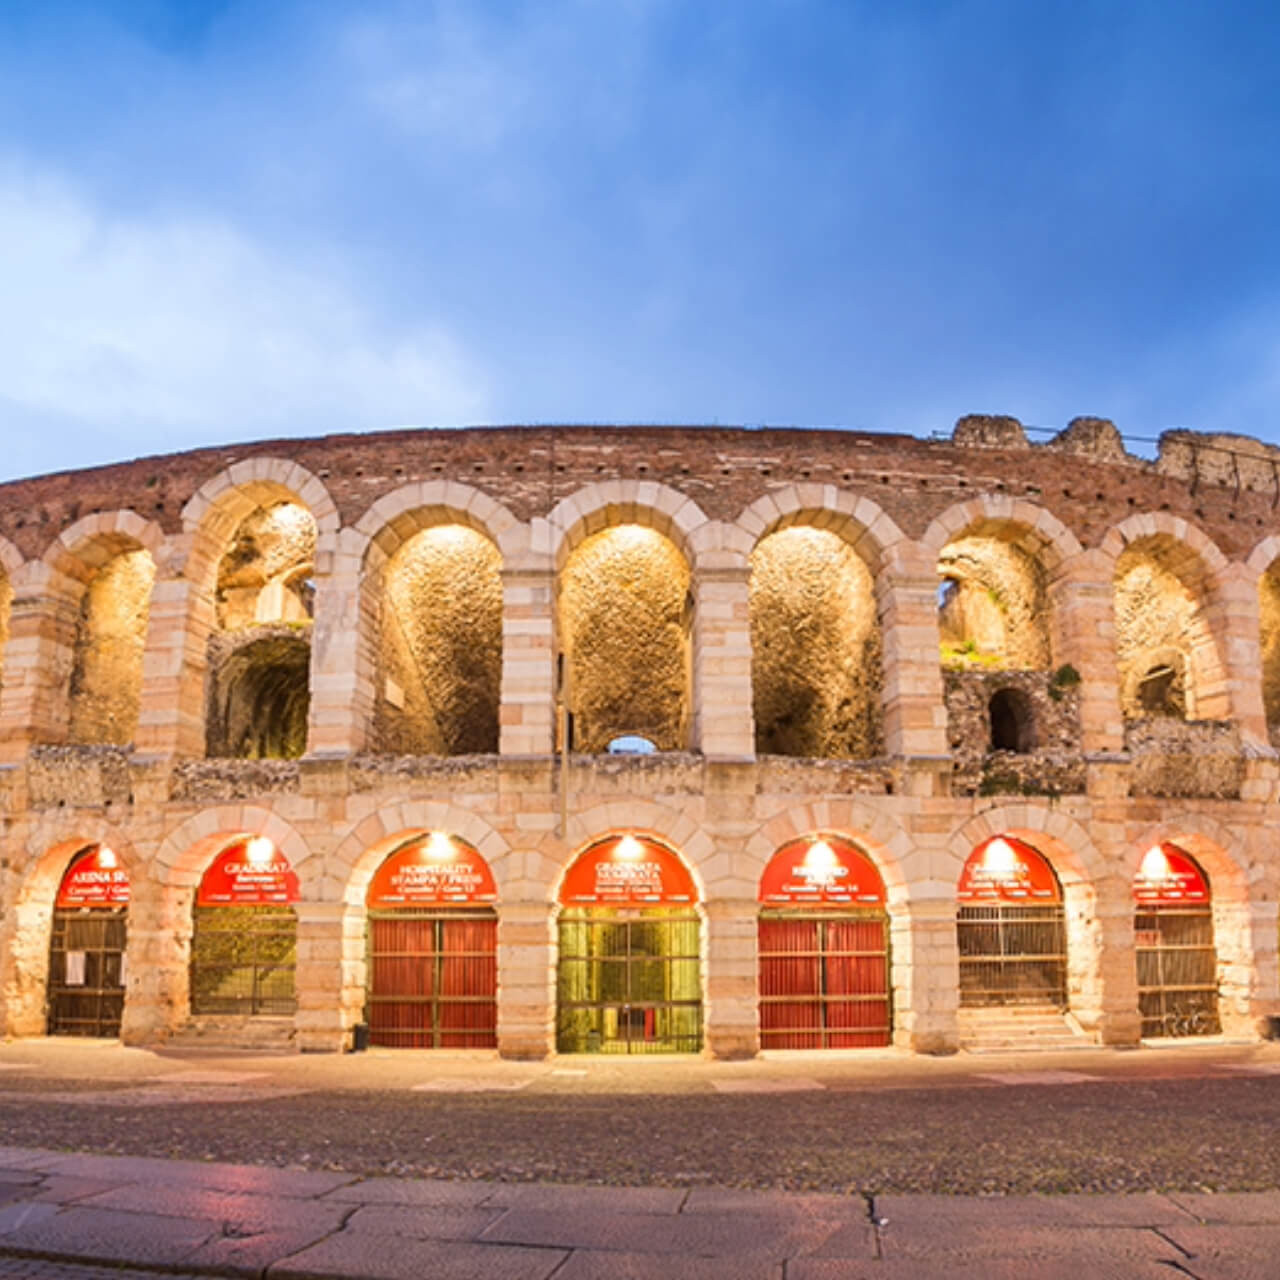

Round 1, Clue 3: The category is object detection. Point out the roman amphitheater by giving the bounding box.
[2,414,1279,1059]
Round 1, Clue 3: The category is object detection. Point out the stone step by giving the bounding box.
[166,1015,298,1053]
[958,1005,1095,1052]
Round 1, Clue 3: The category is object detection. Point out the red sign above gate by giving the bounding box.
[1134,843,1210,905]
[367,834,498,907]
[196,838,300,906]
[56,846,130,909]
[559,835,697,905]
[957,836,1062,904]
[758,836,886,905]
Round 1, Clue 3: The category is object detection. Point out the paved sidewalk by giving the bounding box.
[0,1146,1275,1279]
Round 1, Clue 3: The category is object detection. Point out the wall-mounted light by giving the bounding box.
[982,837,1018,875]
[426,831,455,861]
[615,835,645,861]
[1139,844,1171,882]
[246,836,275,866]
[802,839,838,883]
[97,846,118,869]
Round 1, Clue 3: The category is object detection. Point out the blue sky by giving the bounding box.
[2,0,1279,482]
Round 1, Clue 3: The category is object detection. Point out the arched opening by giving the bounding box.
[374,524,502,755]
[957,836,1067,1008]
[0,565,11,693]
[206,501,316,758]
[559,525,692,753]
[189,837,299,1017]
[757,835,890,1049]
[364,832,498,1049]
[988,687,1036,753]
[749,526,883,758]
[1258,560,1280,744]
[67,547,155,745]
[47,844,129,1038]
[1134,843,1220,1038]
[557,834,702,1053]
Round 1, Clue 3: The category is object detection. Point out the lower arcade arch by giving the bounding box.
[757,835,891,1049]
[957,836,1067,1008]
[47,844,130,1038]
[363,833,499,1049]
[556,834,703,1055]
[1134,843,1220,1037]
[189,838,300,1017]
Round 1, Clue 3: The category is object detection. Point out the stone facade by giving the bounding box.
[0,418,1278,1057]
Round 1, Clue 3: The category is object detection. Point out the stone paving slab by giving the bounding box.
[1168,1190,1280,1222]
[0,1205,217,1266]
[788,1259,1181,1280]
[73,1181,352,1233]
[871,1224,1175,1264]
[481,1183,688,1214]
[267,1234,567,1280]
[551,1250,783,1279]
[322,1177,497,1208]
[874,1190,1198,1227]
[345,1203,508,1240]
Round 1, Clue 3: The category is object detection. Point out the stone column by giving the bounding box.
[1216,897,1280,1038]
[1071,880,1141,1046]
[306,528,371,757]
[702,897,758,1058]
[499,558,556,757]
[497,901,554,1058]
[0,895,55,1037]
[691,558,754,760]
[889,895,958,1053]
[0,563,78,761]
[294,902,357,1052]
[1207,560,1268,746]
[119,877,193,1045]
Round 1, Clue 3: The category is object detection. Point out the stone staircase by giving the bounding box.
[164,1015,298,1053]
[957,1004,1096,1053]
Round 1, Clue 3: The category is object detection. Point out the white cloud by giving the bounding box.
[0,164,490,447]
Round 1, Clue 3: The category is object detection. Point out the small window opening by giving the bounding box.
[607,734,658,755]
[988,688,1036,753]
[1137,664,1183,718]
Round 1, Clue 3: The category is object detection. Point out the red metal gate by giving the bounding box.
[366,910,497,1048]
[758,912,891,1048]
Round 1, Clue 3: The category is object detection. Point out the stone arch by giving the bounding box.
[0,534,22,696]
[744,798,913,907]
[545,481,710,572]
[738,487,906,578]
[921,497,1083,576]
[153,805,317,893]
[0,534,21,579]
[43,511,168,581]
[2,822,140,1037]
[1121,814,1252,901]
[1246,535,1280,737]
[1100,512,1230,584]
[329,800,516,908]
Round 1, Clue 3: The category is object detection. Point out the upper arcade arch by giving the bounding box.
[152,805,316,894]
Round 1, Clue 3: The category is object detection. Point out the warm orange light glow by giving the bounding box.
[802,839,838,883]
[1139,844,1172,881]
[246,836,275,866]
[982,837,1018,875]
[96,846,118,869]
[426,831,455,861]
[615,835,645,861]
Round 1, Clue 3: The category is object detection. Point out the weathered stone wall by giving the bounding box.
[1114,548,1200,718]
[938,535,1049,669]
[1125,718,1244,799]
[205,627,311,759]
[216,502,315,629]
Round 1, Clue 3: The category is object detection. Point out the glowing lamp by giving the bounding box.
[246,836,275,866]
[1139,845,1171,882]
[96,846,118,869]
[426,831,455,861]
[615,835,645,861]
[803,839,838,883]
[982,838,1018,875]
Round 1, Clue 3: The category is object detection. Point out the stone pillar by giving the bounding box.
[306,528,371,756]
[1049,550,1125,755]
[119,878,193,1045]
[0,563,78,761]
[499,559,556,757]
[295,902,357,1052]
[1207,561,1268,745]
[692,559,754,760]
[878,545,948,760]
[1071,881,1141,1046]
[890,895,958,1053]
[702,897,758,1058]
[0,895,55,1036]
[497,901,554,1058]
[1216,897,1280,1038]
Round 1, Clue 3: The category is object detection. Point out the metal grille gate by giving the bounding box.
[957,904,1067,1007]
[190,905,297,1015]
[47,909,127,1037]
[557,908,702,1054]
[366,911,498,1049]
[1136,906,1220,1037]
[758,912,891,1049]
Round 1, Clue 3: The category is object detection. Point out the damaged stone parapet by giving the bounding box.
[27,743,132,809]
[170,757,301,802]
[348,752,501,793]
[944,669,1086,797]
[1124,717,1244,799]
[951,414,1030,450]
[1158,428,1280,494]
[756,755,895,796]
[1049,416,1128,464]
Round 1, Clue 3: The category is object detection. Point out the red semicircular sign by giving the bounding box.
[758,836,886,906]
[197,840,300,906]
[56,846,130,909]
[957,836,1062,904]
[1134,843,1210,905]
[559,836,698,905]
[367,835,498,908]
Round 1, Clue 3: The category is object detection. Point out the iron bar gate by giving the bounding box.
[758,911,891,1049]
[365,910,498,1049]
[957,904,1067,1007]
[1136,906,1220,1037]
[190,905,297,1015]
[557,907,702,1053]
[47,908,127,1037]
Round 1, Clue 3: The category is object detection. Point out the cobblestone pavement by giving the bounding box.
[0,1039,1277,1196]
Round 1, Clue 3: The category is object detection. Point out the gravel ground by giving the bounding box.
[1,1071,1278,1196]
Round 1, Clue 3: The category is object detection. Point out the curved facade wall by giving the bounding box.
[0,416,1278,1056]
